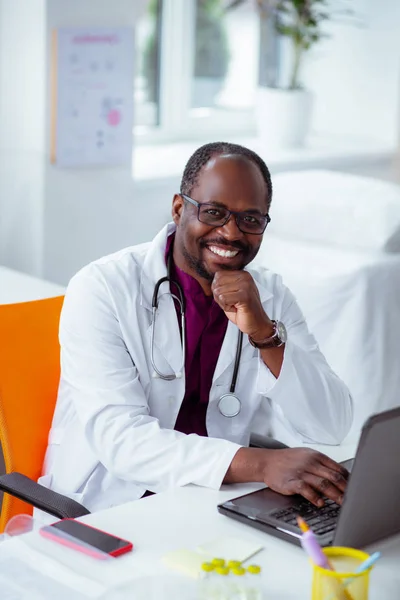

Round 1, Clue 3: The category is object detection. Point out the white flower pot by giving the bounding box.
[256,87,314,150]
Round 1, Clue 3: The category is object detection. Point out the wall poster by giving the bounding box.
[50,28,134,167]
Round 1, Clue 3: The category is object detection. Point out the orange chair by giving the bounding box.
[0,296,89,532]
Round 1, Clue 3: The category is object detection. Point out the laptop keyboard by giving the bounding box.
[270,498,341,536]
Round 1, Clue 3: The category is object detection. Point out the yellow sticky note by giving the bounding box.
[162,550,211,578]
[162,549,212,579]
[197,536,263,563]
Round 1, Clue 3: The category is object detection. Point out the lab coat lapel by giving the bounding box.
[140,222,183,376]
[140,222,176,311]
[213,320,241,383]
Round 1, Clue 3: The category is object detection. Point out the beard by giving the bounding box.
[181,236,251,282]
[182,242,213,281]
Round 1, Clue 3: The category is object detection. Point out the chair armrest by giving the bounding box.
[0,472,90,520]
[249,433,289,450]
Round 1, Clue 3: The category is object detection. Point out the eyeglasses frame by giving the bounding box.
[180,193,271,235]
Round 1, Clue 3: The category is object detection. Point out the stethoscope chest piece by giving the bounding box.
[217,393,241,418]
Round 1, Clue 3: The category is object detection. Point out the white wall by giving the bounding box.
[302,0,400,145]
[0,0,46,276]
[44,173,175,283]
[0,0,147,284]
[43,0,146,284]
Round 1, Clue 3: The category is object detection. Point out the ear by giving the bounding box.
[172,194,184,226]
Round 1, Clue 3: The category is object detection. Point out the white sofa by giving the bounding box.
[254,170,400,442]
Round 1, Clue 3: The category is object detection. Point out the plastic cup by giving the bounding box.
[311,547,371,600]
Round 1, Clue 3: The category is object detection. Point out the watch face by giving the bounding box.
[276,321,287,343]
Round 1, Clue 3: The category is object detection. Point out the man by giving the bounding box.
[40,142,352,513]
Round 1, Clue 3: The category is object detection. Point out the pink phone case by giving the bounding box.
[39,519,133,559]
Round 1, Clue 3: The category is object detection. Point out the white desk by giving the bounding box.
[0,266,64,304]
[1,442,399,598]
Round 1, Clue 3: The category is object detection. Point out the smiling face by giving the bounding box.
[172,153,270,292]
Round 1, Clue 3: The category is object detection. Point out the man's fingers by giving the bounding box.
[293,480,324,508]
[212,271,246,287]
[318,454,350,479]
[314,466,348,494]
[303,473,344,505]
[211,275,241,295]
[304,458,348,493]
[212,283,242,299]
[214,291,245,310]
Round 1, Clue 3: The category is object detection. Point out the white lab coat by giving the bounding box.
[40,223,352,513]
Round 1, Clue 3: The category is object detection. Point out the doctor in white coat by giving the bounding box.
[41,142,352,513]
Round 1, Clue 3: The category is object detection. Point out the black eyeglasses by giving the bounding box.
[181,194,271,235]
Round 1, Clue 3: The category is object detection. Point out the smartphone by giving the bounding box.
[40,518,133,558]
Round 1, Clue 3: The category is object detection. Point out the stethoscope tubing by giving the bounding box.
[150,244,242,416]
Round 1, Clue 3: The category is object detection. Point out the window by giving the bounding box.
[191,0,258,112]
[134,0,260,143]
[134,0,162,130]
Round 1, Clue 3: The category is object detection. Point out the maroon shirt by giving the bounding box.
[165,235,228,436]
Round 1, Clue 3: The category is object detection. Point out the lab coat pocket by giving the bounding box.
[44,426,93,498]
[48,426,63,445]
[37,473,53,489]
[34,474,86,525]
[37,473,84,505]
[50,421,98,497]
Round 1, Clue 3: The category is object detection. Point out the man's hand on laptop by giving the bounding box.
[224,447,349,507]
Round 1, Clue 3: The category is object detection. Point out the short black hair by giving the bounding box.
[180,141,273,206]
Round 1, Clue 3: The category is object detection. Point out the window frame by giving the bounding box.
[134,0,257,145]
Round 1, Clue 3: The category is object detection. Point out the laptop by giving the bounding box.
[218,406,400,548]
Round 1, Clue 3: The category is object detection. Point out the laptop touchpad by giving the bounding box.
[223,487,300,519]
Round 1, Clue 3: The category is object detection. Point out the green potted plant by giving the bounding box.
[227,0,354,148]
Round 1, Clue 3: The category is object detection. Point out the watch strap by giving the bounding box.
[248,320,284,349]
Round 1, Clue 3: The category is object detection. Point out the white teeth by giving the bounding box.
[209,246,239,258]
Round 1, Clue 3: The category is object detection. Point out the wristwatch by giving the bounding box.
[248,320,287,349]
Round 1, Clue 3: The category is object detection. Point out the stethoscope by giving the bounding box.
[150,250,243,418]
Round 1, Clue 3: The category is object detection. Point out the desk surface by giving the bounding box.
[2,441,397,599]
[75,442,398,598]
[0,266,64,304]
